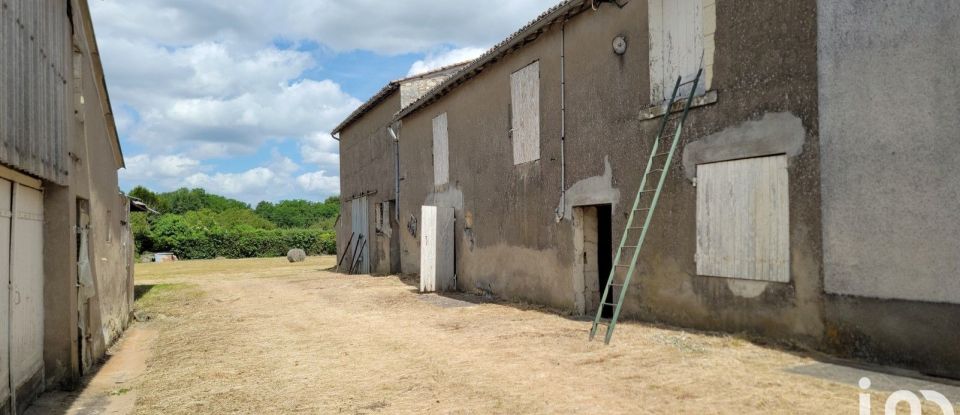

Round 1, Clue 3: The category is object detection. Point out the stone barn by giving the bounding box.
[336,0,960,379]
[1,0,133,411]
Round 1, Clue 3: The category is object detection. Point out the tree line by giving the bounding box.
[129,186,339,260]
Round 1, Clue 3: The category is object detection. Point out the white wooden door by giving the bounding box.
[10,183,44,390]
[0,179,11,403]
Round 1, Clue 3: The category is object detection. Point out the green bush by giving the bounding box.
[127,186,340,260]
[148,222,336,260]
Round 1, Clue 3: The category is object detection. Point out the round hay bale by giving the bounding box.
[287,249,307,263]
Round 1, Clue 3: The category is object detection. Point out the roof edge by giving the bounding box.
[331,82,400,135]
[331,61,473,135]
[394,0,591,122]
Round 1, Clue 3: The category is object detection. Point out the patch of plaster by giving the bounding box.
[683,112,806,180]
[556,156,621,221]
[725,279,770,299]
[426,184,464,211]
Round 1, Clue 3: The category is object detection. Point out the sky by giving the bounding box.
[90,0,559,205]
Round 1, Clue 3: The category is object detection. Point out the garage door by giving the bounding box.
[0,178,44,404]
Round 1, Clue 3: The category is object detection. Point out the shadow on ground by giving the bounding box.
[359,270,960,395]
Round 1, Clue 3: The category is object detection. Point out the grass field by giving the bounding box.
[43,256,948,414]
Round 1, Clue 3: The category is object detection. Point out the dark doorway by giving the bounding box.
[596,205,613,318]
[577,204,614,317]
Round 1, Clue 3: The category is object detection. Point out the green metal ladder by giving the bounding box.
[590,69,703,344]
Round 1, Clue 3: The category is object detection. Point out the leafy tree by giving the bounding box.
[159,188,249,215]
[126,185,340,259]
[129,212,152,253]
[255,198,340,229]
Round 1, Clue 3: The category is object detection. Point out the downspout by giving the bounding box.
[388,122,401,223]
[555,20,568,223]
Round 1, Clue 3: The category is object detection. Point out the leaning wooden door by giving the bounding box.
[10,183,44,393]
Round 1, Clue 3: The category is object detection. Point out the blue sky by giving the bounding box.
[89,1,558,205]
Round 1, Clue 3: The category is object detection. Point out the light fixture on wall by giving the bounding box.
[613,36,628,55]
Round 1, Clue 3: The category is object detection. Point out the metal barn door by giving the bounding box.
[351,197,369,274]
[10,183,44,396]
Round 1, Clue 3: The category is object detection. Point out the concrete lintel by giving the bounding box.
[682,112,805,181]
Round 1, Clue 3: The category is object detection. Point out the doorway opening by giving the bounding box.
[574,204,613,317]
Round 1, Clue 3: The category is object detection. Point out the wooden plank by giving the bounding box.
[0,178,12,402]
[510,61,540,165]
[1,0,8,162]
[432,113,449,186]
[696,155,790,282]
[0,0,68,184]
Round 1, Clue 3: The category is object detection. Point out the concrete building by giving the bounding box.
[333,63,468,275]
[1,0,132,412]
[335,0,960,379]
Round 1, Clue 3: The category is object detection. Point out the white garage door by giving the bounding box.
[0,178,44,401]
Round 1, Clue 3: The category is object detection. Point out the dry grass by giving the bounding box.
[128,257,937,414]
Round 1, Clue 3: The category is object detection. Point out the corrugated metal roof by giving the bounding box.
[394,0,594,122]
[332,61,472,135]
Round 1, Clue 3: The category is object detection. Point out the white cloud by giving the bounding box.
[181,165,340,204]
[296,171,340,194]
[91,1,561,204]
[185,168,278,198]
[299,133,341,172]
[408,47,485,76]
[120,154,203,182]
[99,38,361,158]
[89,1,560,55]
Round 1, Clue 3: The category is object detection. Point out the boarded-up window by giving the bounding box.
[696,155,790,282]
[649,0,712,103]
[432,113,449,186]
[510,61,540,165]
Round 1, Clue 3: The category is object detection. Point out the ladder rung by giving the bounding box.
[614,264,630,268]
[647,168,664,174]
[603,302,618,307]
[680,79,697,86]
[628,226,644,230]
[610,283,624,288]
[653,152,671,158]
[622,245,638,249]
[635,207,651,212]
[640,189,657,193]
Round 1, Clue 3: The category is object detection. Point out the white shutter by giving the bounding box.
[432,113,449,186]
[510,62,541,165]
[649,0,705,102]
[696,156,790,282]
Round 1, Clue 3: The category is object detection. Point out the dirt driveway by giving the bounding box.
[34,256,960,414]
